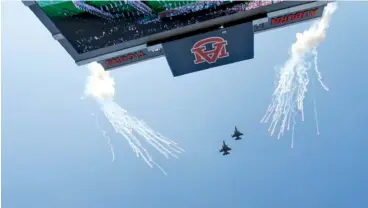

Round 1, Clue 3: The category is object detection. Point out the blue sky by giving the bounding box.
[2,2,368,208]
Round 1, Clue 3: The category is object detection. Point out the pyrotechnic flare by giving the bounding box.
[84,62,184,174]
[261,3,338,148]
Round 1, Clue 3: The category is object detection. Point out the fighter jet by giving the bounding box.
[219,140,231,155]
[231,126,243,140]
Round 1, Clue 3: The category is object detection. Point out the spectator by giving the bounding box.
[66,1,275,53]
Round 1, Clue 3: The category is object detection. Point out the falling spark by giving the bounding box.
[311,48,321,136]
[261,3,338,148]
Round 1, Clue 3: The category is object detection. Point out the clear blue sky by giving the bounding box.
[2,2,368,208]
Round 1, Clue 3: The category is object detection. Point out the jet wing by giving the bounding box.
[220,146,231,152]
[232,131,243,137]
[223,145,231,151]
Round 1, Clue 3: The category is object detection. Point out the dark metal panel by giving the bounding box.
[22,0,37,7]
[162,22,254,77]
[25,2,81,61]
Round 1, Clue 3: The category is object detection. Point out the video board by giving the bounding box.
[253,1,327,33]
[98,46,165,70]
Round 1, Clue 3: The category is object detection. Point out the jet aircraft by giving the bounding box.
[231,126,243,140]
[219,140,231,156]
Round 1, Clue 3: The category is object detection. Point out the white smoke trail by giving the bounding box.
[261,3,338,148]
[92,112,116,162]
[84,62,184,174]
[311,48,321,136]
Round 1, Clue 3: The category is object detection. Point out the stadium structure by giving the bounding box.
[23,1,329,77]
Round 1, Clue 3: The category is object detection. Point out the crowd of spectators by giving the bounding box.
[60,1,282,54]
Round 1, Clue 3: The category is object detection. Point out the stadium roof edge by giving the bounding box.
[22,1,316,66]
[22,1,37,6]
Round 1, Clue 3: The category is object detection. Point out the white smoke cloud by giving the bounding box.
[84,62,115,101]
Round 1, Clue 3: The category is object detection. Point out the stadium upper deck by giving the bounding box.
[38,1,231,18]
[23,1,328,75]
